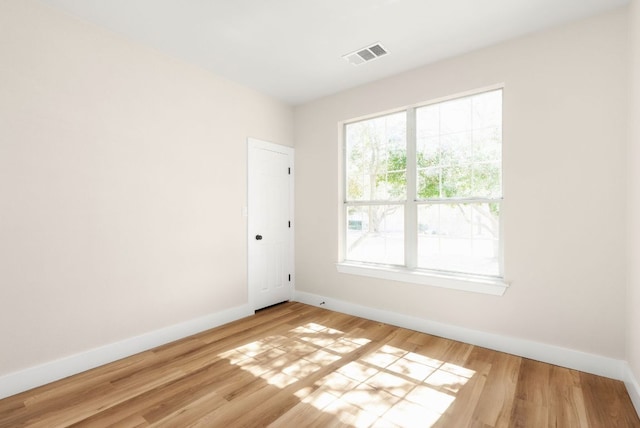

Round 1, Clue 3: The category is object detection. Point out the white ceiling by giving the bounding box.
[39,0,628,105]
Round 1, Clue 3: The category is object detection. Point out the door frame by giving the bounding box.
[247,137,295,311]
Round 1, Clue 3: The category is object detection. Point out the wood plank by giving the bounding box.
[0,302,638,428]
[580,371,640,427]
[467,347,520,427]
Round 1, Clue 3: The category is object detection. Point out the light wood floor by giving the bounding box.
[0,302,638,427]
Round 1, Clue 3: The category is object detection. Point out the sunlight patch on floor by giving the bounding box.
[306,342,475,426]
[218,322,475,427]
[218,323,362,390]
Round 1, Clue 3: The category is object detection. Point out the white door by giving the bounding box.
[248,138,293,311]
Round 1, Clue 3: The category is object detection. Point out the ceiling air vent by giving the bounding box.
[343,43,388,66]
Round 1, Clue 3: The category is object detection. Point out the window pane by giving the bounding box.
[416,90,502,200]
[472,161,501,198]
[417,203,500,276]
[417,166,440,198]
[345,112,407,201]
[346,205,404,265]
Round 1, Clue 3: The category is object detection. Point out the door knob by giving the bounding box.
[255,235,263,240]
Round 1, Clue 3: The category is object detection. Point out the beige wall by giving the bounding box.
[628,0,640,379]
[0,0,293,376]
[295,9,628,358]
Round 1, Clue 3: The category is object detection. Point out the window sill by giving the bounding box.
[335,262,509,296]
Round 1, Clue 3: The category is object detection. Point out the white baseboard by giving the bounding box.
[625,363,640,416]
[293,291,626,381]
[0,304,253,400]
[2,294,633,409]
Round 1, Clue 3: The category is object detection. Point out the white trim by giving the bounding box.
[293,290,626,380]
[405,107,418,270]
[625,363,640,417]
[0,304,252,400]
[336,262,508,296]
[247,137,294,155]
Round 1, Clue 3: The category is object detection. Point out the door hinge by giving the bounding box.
[288,274,291,281]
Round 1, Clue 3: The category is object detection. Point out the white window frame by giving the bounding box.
[337,85,508,296]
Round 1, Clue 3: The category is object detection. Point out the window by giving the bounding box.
[341,88,505,293]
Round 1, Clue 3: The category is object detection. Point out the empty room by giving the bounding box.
[2,0,640,426]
